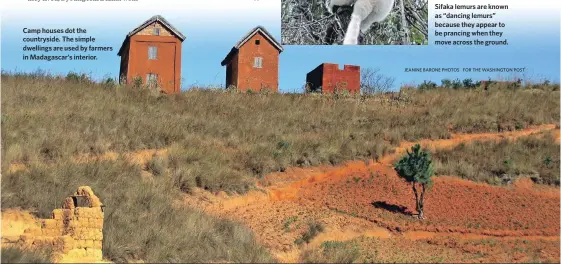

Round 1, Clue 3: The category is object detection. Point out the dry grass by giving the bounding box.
[2,72,559,193]
[1,247,51,263]
[2,159,273,263]
[433,132,560,185]
[300,241,361,263]
[1,72,559,262]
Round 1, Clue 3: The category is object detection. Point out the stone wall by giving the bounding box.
[14,186,104,262]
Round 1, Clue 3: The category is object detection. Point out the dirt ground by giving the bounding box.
[4,125,560,263]
[183,124,561,263]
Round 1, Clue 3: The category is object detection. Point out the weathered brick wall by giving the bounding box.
[236,32,280,92]
[120,19,183,93]
[306,63,361,94]
[322,63,361,94]
[14,186,104,262]
[135,21,173,37]
[126,35,182,94]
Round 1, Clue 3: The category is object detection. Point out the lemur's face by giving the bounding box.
[326,0,355,12]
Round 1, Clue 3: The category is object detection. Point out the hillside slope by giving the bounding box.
[1,73,559,262]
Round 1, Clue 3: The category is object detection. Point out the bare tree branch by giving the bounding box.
[361,67,396,94]
[281,0,428,45]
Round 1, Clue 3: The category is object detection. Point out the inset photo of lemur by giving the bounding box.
[281,0,428,45]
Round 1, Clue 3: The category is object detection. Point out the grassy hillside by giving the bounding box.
[433,132,560,185]
[2,159,273,263]
[2,73,559,193]
[1,72,559,262]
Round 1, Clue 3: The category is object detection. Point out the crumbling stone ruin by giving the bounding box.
[14,186,104,262]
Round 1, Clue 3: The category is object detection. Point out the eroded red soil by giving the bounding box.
[300,167,560,236]
[183,124,560,262]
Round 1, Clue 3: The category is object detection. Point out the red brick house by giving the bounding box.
[306,63,361,94]
[118,15,185,94]
[221,26,283,92]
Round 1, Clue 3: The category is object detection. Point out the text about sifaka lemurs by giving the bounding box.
[433,4,509,46]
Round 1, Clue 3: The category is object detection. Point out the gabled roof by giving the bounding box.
[221,26,283,66]
[118,15,185,56]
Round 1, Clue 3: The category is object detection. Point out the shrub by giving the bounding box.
[65,72,92,84]
[146,155,168,176]
[295,221,324,245]
[462,78,476,89]
[451,78,463,89]
[132,76,143,89]
[441,79,452,88]
[417,80,437,91]
[102,77,117,89]
[283,216,298,232]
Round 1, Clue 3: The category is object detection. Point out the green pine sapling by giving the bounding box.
[394,144,434,219]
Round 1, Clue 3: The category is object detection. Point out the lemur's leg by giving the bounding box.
[342,14,362,45]
[359,0,395,34]
[343,0,373,45]
[360,12,379,34]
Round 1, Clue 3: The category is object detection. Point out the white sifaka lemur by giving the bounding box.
[327,0,395,45]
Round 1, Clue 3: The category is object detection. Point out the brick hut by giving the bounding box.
[118,15,185,94]
[221,26,284,92]
[306,63,361,94]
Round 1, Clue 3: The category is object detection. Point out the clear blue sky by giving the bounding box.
[2,4,560,93]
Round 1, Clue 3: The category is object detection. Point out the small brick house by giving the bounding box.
[221,26,284,92]
[118,15,185,94]
[306,63,361,94]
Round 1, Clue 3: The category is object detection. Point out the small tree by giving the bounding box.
[394,144,434,219]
